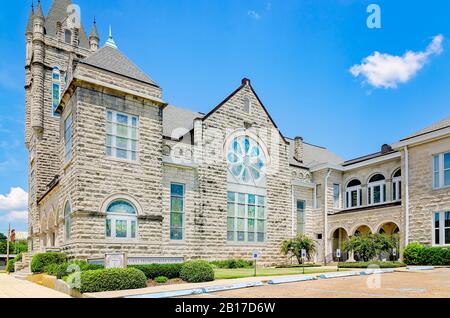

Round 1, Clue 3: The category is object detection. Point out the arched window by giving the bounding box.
[52,67,61,118]
[65,29,72,44]
[106,200,137,239]
[227,136,266,185]
[392,169,402,201]
[64,201,71,241]
[346,179,362,209]
[368,174,386,205]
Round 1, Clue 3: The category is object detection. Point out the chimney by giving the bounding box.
[294,136,304,163]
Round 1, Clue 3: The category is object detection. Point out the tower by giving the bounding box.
[25,0,94,250]
[89,19,100,52]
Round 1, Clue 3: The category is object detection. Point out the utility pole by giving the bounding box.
[6,224,10,266]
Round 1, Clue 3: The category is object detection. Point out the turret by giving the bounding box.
[89,19,100,52]
[31,0,45,137]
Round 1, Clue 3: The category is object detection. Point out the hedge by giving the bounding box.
[44,261,103,279]
[31,252,67,273]
[130,263,184,280]
[404,243,450,266]
[180,261,215,283]
[6,254,22,273]
[72,268,147,293]
[210,259,254,269]
[338,261,406,269]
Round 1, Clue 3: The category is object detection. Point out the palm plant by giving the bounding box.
[281,234,317,264]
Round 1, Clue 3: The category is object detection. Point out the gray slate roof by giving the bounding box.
[287,138,344,168]
[401,116,450,141]
[80,45,158,86]
[44,0,90,49]
[163,105,204,139]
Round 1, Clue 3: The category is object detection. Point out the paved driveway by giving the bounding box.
[187,268,450,298]
[0,274,70,298]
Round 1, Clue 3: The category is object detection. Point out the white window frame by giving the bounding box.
[333,184,341,209]
[52,67,61,118]
[106,110,139,162]
[433,152,450,189]
[227,192,266,244]
[105,201,138,240]
[392,175,402,202]
[170,183,185,241]
[297,200,306,234]
[64,113,73,163]
[346,185,362,209]
[433,212,450,247]
[367,180,386,206]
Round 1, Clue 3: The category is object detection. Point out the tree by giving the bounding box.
[343,233,397,262]
[0,233,6,241]
[281,234,316,264]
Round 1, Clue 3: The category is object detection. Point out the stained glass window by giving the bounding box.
[227,136,266,184]
[170,183,185,240]
[106,200,137,239]
[106,110,138,161]
[52,68,61,118]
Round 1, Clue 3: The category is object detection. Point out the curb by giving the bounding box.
[268,275,317,285]
[406,266,435,271]
[127,288,205,299]
[319,271,360,279]
[202,281,264,293]
[360,269,395,275]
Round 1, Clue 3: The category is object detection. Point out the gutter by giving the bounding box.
[323,169,332,265]
[404,146,410,247]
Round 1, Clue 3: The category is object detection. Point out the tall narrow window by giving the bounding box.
[64,114,73,162]
[106,200,137,239]
[315,184,321,209]
[106,110,138,161]
[52,67,61,117]
[297,200,306,234]
[64,201,71,241]
[170,184,185,240]
[227,192,265,243]
[434,212,450,246]
[346,179,362,209]
[433,153,450,189]
[30,170,36,201]
[65,29,72,44]
[367,174,386,205]
[392,169,402,201]
[333,184,341,208]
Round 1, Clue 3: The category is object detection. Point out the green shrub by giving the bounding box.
[338,261,406,269]
[6,253,23,273]
[403,243,450,266]
[130,263,183,279]
[180,261,215,283]
[31,252,67,273]
[44,260,104,279]
[210,259,254,269]
[155,276,169,284]
[75,268,147,293]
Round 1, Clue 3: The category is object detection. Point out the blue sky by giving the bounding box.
[0,0,449,232]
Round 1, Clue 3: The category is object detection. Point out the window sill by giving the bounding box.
[106,156,140,165]
[226,242,267,247]
[432,185,450,191]
[168,240,186,245]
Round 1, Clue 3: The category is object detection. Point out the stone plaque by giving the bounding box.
[105,253,127,269]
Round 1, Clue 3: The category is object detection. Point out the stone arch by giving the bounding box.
[367,172,386,185]
[350,224,373,236]
[376,221,400,235]
[391,168,401,179]
[100,193,143,216]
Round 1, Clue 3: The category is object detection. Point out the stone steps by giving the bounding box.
[12,268,32,281]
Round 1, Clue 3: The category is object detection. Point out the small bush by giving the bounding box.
[76,268,147,293]
[6,254,23,273]
[31,252,67,273]
[338,261,405,269]
[403,242,425,265]
[180,261,215,283]
[210,259,254,269]
[155,276,169,284]
[130,263,183,280]
[403,243,450,266]
[44,261,104,279]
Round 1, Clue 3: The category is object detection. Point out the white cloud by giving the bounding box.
[0,188,28,227]
[248,10,261,20]
[0,187,28,211]
[350,35,444,89]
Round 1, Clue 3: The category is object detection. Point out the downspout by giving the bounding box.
[324,169,332,265]
[404,146,410,247]
[291,185,295,238]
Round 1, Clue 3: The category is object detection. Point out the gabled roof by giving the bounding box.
[201,78,288,143]
[44,0,90,49]
[163,105,204,139]
[80,45,159,87]
[401,116,450,141]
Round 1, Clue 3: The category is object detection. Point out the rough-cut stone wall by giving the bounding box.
[192,81,292,265]
[406,137,450,245]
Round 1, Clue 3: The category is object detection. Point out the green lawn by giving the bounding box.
[214,267,340,280]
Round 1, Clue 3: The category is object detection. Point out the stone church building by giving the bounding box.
[24,0,450,266]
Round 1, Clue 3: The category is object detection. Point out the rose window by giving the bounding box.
[227,136,266,184]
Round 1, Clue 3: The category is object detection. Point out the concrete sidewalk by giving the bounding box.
[0,274,71,298]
